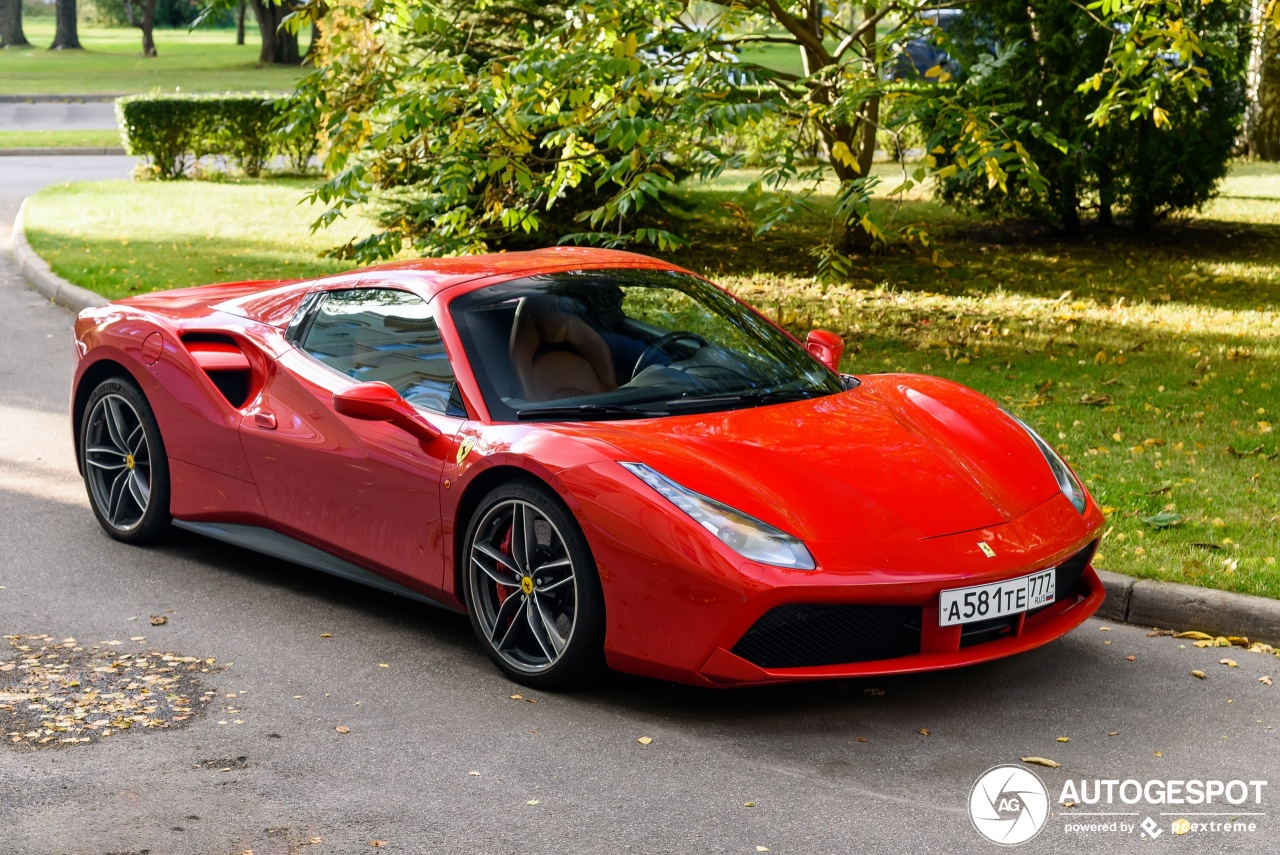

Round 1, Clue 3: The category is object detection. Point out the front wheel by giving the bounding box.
[80,376,171,544]
[462,480,605,688]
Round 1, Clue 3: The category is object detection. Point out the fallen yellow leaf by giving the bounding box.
[320,633,332,638]
[1056,736,1070,742]
[1220,659,1238,668]
[527,799,539,806]
[335,725,351,734]
[370,841,387,848]
[309,838,322,845]
[637,736,653,745]
[1021,757,1061,768]
[1191,669,1207,679]
[1175,631,1213,640]
[917,728,931,736]
[1260,676,1273,686]
[744,801,756,808]
[378,663,389,668]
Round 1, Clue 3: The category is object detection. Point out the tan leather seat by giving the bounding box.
[509,295,618,402]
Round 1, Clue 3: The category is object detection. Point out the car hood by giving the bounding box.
[563,374,1061,544]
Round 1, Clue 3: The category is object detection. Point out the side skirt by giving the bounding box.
[171,520,460,612]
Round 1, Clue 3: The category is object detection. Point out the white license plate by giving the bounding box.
[938,568,1055,627]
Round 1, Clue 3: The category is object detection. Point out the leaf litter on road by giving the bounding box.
[0,633,216,749]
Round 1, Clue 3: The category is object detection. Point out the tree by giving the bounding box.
[248,0,299,64]
[237,1,246,45]
[124,0,159,57]
[50,0,81,50]
[0,0,32,49]
[1251,2,1280,159]
[934,0,1249,232]
[300,0,1225,271]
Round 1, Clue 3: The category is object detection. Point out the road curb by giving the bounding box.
[11,197,109,313]
[0,147,127,157]
[1097,569,1280,645]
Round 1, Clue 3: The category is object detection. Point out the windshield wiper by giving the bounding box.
[664,390,825,411]
[516,404,665,421]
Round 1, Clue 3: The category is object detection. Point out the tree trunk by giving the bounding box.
[49,0,80,50]
[249,0,299,66]
[0,0,32,49]
[1097,159,1114,229]
[236,2,246,46]
[126,0,157,57]
[1253,22,1280,160]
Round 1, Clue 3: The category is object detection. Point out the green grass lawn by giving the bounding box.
[22,179,360,296]
[0,129,123,148]
[0,22,306,95]
[22,163,1280,600]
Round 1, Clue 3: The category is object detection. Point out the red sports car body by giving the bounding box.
[71,247,1106,688]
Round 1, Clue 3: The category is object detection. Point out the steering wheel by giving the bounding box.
[632,331,708,381]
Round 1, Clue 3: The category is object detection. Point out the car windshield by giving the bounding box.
[448,268,844,421]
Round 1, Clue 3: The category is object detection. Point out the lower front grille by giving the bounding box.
[731,604,922,669]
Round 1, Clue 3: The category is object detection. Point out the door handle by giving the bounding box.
[254,412,277,430]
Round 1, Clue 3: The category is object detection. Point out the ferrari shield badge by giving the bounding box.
[455,436,477,465]
[977,541,996,558]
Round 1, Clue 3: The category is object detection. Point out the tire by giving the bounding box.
[80,376,172,544]
[462,479,606,689]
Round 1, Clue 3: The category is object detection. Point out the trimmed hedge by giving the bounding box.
[116,93,320,179]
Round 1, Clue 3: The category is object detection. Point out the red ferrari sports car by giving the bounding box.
[71,247,1105,688]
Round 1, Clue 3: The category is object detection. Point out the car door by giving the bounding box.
[239,285,467,594]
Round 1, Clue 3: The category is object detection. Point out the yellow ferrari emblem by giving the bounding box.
[520,576,534,595]
[125,454,136,470]
[455,437,477,465]
[977,541,996,558]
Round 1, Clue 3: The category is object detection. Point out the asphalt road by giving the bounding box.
[0,101,120,131]
[1,158,1277,855]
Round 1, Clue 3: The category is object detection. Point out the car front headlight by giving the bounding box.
[1009,414,1088,514]
[620,462,817,570]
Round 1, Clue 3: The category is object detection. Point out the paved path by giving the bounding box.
[0,157,1277,855]
[0,101,120,132]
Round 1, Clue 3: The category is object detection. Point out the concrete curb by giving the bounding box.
[11,197,109,313]
[1097,569,1280,645]
[0,147,127,157]
[0,94,124,103]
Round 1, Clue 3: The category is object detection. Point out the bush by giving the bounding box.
[116,93,318,179]
[929,0,1250,232]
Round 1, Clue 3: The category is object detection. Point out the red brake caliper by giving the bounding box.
[494,523,514,606]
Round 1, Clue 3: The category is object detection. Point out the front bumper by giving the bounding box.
[560,462,1106,687]
[697,565,1104,685]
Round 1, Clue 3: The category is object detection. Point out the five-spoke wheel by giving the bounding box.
[81,377,171,543]
[463,480,604,687]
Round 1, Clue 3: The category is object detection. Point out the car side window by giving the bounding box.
[301,288,466,418]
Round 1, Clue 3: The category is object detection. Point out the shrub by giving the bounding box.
[929,0,1250,232]
[116,93,316,180]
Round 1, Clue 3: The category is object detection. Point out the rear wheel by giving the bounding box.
[462,480,605,688]
[80,376,171,544]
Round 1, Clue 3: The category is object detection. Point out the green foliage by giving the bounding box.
[116,92,314,178]
[301,0,760,261]
[933,0,1249,231]
[303,0,1238,270]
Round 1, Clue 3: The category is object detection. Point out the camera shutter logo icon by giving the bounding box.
[969,765,1050,845]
